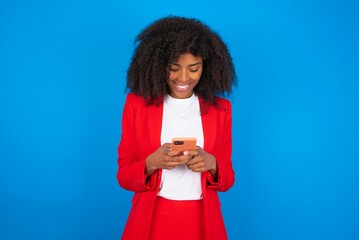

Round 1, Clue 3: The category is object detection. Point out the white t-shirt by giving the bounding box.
[158,94,204,200]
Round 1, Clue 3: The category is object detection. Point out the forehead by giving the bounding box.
[172,53,203,64]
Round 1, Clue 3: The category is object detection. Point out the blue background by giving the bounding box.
[1,0,358,239]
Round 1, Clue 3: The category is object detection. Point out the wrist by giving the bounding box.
[145,155,157,176]
[209,155,218,177]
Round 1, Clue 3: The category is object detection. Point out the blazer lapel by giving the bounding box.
[146,97,216,152]
[199,97,217,153]
[147,100,164,150]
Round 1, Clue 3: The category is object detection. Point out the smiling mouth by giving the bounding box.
[174,83,190,91]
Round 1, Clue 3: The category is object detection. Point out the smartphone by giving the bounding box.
[171,137,197,153]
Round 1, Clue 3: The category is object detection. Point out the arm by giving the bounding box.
[116,94,158,192]
[117,94,192,192]
[206,100,235,192]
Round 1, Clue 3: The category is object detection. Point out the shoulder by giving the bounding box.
[125,93,164,109]
[214,96,231,112]
[125,93,146,105]
[122,93,147,116]
[200,96,232,114]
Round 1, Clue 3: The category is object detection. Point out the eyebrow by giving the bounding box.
[170,62,202,67]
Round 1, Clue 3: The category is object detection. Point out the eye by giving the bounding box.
[189,68,199,73]
[169,65,179,72]
[170,68,179,72]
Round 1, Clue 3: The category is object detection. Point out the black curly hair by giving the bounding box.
[126,16,236,106]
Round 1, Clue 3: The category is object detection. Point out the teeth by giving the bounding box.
[176,84,189,89]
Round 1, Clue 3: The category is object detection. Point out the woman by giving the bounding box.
[117,16,236,240]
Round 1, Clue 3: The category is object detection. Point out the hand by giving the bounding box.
[145,143,192,176]
[185,147,218,177]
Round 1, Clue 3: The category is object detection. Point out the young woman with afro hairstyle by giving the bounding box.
[117,16,237,240]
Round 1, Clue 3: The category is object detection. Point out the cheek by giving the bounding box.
[168,72,176,81]
[193,71,202,81]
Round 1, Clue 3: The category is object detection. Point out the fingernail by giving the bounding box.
[183,151,188,155]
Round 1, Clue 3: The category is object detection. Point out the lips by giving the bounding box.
[174,83,190,91]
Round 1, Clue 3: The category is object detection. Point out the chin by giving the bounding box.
[178,93,193,99]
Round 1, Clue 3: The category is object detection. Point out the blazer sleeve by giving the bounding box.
[207,100,235,192]
[116,94,158,192]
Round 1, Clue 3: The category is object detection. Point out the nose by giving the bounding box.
[178,69,189,82]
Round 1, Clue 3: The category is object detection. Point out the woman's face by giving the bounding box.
[167,53,203,99]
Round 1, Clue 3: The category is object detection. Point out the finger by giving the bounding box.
[177,155,192,164]
[183,150,198,157]
[163,159,180,169]
[163,155,188,167]
[168,150,180,157]
[165,160,188,170]
[188,161,205,169]
[158,143,171,154]
[196,146,208,155]
[169,155,190,165]
[166,162,180,169]
[163,155,174,164]
[162,143,172,148]
[188,161,206,171]
[187,156,203,165]
[188,165,206,172]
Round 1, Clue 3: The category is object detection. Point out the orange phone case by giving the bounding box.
[171,137,197,153]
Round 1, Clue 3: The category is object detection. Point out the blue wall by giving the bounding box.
[1,0,358,239]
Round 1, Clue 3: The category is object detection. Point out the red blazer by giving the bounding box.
[117,93,234,240]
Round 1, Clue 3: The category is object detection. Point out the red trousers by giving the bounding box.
[149,197,205,240]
